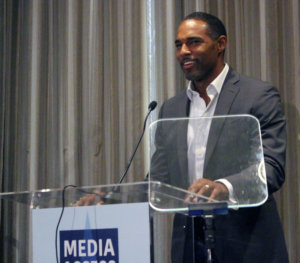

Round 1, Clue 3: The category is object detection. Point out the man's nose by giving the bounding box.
[178,43,191,57]
[181,43,191,54]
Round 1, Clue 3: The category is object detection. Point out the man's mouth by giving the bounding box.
[182,60,195,70]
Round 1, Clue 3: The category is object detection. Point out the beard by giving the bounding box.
[182,61,216,82]
[183,68,210,82]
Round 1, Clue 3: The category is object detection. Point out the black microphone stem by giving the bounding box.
[119,107,154,184]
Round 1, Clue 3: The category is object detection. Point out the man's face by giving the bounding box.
[175,19,224,82]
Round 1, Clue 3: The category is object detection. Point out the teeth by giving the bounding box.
[184,61,194,66]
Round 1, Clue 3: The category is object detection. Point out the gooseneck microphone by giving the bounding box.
[55,103,157,263]
[119,101,157,184]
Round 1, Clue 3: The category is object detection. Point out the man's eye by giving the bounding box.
[188,39,200,45]
[175,42,182,48]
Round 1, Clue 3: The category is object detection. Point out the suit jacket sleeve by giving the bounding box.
[251,85,286,194]
[221,83,287,197]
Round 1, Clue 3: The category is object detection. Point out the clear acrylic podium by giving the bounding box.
[0,115,268,263]
[148,115,268,262]
[0,181,201,263]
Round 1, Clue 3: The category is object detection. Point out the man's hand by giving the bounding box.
[187,178,229,202]
[74,190,104,206]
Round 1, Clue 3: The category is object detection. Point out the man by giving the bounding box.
[150,12,288,262]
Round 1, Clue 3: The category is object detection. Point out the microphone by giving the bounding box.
[103,101,157,202]
[55,103,158,252]
[119,101,157,184]
[148,101,157,111]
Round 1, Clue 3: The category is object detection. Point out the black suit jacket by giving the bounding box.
[150,68,288,263]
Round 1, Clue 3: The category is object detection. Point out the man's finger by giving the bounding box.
[197,184,213,198]
[209,184,229,201]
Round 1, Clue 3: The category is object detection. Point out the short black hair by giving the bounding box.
[183,12,227,40]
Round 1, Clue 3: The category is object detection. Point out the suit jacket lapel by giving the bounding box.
[204,69,240,174]
[176,95,190,188]
[175,91,191,118]
[214,68,240,115]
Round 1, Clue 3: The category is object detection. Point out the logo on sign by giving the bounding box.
[60,228,119,263]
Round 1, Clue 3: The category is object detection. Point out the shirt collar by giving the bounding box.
[186,63,229,101]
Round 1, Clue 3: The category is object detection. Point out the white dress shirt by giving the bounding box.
[186,64,234,198]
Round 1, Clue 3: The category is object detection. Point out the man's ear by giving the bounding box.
[217,35,227,54]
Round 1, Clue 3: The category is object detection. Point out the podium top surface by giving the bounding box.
[0,180,264,212]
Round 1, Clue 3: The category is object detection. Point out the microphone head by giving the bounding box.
[148,101,157,111]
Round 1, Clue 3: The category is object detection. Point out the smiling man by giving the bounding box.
[175,15,229,201]
[150,12,288,263]
[175,18,226,88]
